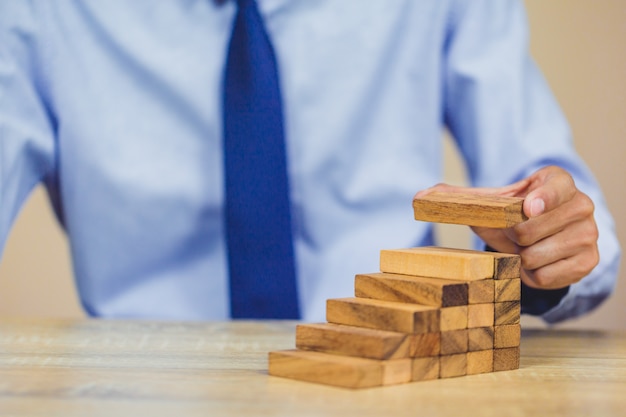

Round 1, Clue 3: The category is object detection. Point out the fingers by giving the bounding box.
[521,250,599,290]
[505,189,595,247]
[523,166,577,218]
[506,170,598,289]
[477,214,599,290]
[518,215,599,289]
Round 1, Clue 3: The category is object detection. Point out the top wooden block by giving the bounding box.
[413,192,528,228]
[415,247,521,280]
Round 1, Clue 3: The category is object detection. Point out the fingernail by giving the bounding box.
[530,198,545,217]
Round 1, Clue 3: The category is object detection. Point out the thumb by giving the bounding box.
[523,166,576,218]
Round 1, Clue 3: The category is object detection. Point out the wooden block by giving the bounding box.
[295,323,412,360]
[492,253,522,279]
[439,353,467,378]
[494,324,521,348]
[468,326,494,351]
[410,333,441,358]
[326,298,440,334]
[468,303,494,328]
[468,279,495,304]
[355,273,468,307]
[440,329,468,355]
[495,278,521,302]
[406,246,520,280]
[298,324,440,359]
[467,349,494,375]
[412,356,440,381]
[412,192,527,228]
[440,306,468,331]
[493,347,520,371]
[380,247,494,281]
[268,350,412,388]
[494,301,521,325]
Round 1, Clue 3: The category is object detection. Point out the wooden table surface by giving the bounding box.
[0,318,624,416]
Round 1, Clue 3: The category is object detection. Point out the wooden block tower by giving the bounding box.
[268,192,525,388]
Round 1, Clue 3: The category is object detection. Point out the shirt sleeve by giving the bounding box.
[0,0,57,257]
[442,0,621,323]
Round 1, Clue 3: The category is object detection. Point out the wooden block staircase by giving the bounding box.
[269,193,525,388]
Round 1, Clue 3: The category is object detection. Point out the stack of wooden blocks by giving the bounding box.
[268,192,526,389]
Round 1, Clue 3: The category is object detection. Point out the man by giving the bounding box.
[0,0,620,321]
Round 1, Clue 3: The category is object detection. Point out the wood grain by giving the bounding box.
[2,318,626,415]
[468,303,494,328]
[268,350,412,388]
[494,301,521,325]
[468,279,495,304]
[411,356,440,381]
[440,306,468,331]
[412,192,527,228]
[494,324,522,349]
[354,273,468,307]
[439,353,467,378]
[326,298,440,334]
[493,347,520,372]
[495,278,521,302]
[440,329,469,355]
[492,253,522,279]
[468,326,494,352]
[410,333,441,358]
[380,247,495,281]
[295,323,412,360]
[409,247,520,280]
[467,350,494,375]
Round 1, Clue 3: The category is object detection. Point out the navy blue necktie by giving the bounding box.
[223,0,300,318]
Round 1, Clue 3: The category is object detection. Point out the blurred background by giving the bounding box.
[0,0,624,329]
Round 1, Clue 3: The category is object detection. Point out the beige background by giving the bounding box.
[0,0,624,328]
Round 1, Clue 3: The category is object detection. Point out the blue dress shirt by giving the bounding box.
[0,0,620,322]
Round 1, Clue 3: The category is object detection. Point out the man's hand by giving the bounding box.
[416,166,599,290]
